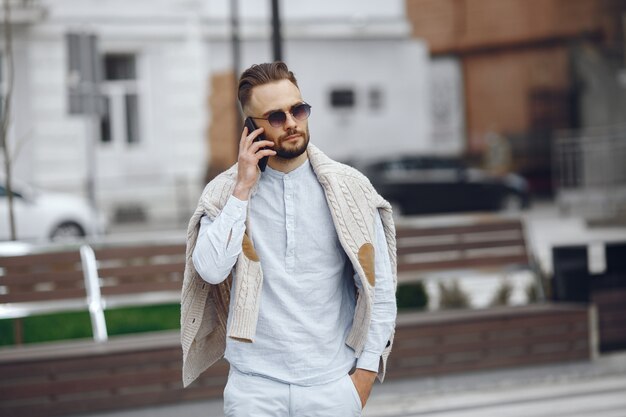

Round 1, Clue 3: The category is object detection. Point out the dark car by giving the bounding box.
[351,156,530,216]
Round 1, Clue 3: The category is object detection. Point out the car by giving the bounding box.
[0,179,106,243]
[350,155,530,216]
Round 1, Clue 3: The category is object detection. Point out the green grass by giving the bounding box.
[0,304,180,346]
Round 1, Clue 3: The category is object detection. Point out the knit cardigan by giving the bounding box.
[180,144,398,388]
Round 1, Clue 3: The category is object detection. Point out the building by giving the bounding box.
[2,0,210,226]
[2,0,437,228]
[405,0,626,196]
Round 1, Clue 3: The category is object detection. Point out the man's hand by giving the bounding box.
[233,126,275,201]
[350,368,377,408]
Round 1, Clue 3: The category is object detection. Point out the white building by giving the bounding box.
[1,0,464,228]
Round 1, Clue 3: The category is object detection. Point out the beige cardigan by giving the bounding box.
[180,144,397,387]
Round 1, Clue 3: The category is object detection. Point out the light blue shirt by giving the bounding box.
[193,159,396,386]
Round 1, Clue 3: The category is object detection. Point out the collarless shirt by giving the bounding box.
[193,159,396,386]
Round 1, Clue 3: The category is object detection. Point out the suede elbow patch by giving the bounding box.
[242,233,260,261]
[358,243,375,287]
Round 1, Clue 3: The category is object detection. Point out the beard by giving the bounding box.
[273,127,310,159]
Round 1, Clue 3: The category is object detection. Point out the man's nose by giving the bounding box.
[284,111,298,129]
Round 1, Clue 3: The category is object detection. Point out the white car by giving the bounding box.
[0,179,106,243]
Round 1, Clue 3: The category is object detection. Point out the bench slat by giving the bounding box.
[396,221,523,238]
[1,270,84,286]
[398,253,529,272]
[97,263,185,279]
[0,288,87,303]
[93,245,185,260]
[101,281,182,296]
[397,239,525,255]
[0,252,81,267]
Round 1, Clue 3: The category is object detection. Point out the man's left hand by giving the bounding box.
[350,368,377,408]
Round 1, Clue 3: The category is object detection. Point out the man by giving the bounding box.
[181,61,397,416]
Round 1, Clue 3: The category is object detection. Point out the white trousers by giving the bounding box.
[224,367,363,417]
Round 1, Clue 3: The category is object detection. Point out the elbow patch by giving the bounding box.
[358,243,375,287]
[242,233,260,262]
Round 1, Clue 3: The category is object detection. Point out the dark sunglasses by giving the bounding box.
[250,102,312,128]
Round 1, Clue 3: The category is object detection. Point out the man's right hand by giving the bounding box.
[233,126,275,201]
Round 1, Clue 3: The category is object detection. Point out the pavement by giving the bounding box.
[74,351,626,417]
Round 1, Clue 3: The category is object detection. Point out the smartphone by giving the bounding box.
[244,117,269,172]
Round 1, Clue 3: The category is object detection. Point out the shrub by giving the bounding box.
[489,278,513,307]
[396,281,429,311]
[438,279,470,309]
[526,281,540,303]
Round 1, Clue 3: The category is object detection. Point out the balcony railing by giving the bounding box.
[553,124,626,220]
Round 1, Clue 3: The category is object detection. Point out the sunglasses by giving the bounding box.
[250,102,312,128]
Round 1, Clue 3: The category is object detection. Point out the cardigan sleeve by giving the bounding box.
[354,212,397,372]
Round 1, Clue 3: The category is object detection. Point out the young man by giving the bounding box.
[181,62,397,417]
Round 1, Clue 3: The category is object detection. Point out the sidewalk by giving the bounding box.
[74,352,626,417]
[363,351,626,417]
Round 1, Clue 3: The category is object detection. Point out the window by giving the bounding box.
[369,88,383,110]
[330,88,355,108]
[100,53,141,145]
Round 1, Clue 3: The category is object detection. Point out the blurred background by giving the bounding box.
[0,0,624,241]
[1,1,626,417]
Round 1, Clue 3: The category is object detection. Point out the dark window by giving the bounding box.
[125,93,140,144]
[104,54,136,81]
[100,53,141,145]
[100,96,112,143]
[330,88,355,108]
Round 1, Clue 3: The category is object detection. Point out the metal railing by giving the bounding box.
[80,244,108,342]
[553,124,626,219]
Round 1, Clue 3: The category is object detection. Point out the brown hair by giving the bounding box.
[237,62,299,111]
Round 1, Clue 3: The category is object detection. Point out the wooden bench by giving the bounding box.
[0,242,194,417]
[0,248,88,344]
[92,243,186,310]
[396,216,533,281]
[0,242,186,344]
[395,216,544,309]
